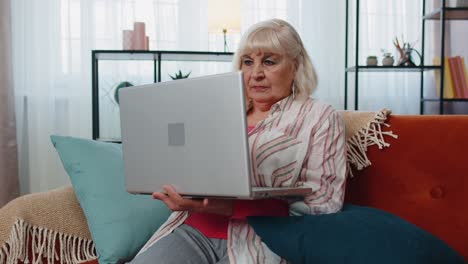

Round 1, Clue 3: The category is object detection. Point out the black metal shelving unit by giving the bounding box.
[91,50,234,141]
[344,0,468,114]
[422,5,468,114]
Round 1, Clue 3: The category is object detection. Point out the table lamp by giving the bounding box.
[208,0,241,52]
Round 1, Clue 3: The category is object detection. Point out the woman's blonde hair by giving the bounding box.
[233,18,318,101]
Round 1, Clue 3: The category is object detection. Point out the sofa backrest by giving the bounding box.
[345,115,468,260]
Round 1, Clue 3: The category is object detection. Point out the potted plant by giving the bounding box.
[393,37,422,66]
[169,70,191,80]
[114,81,134,104]
[366,56,378,66]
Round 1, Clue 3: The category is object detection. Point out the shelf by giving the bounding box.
[423,7,468,20]
[93,50,234,61]
[344,0,467,114]
[346,65,441,72]
[92,50,235,140]
[422,98,468,102]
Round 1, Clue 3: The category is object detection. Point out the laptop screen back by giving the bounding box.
[119,71,253,198]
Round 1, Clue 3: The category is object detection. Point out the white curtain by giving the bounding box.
[10,0,304,194]
[300,1,346,109]
[0,0,19,207]
[346,0,468,114]
[12,0,444,194]
[345,0,423,114]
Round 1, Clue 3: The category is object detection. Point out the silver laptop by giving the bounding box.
[119,71,311,199]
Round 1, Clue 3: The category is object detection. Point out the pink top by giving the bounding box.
[184,125,290,239]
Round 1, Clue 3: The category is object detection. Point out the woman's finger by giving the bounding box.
[163,185,183,200]
[163,185,205,210]
[152,191,180,211]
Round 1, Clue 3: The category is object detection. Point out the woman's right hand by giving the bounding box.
[152,185,233,216]
[152,185,207,212]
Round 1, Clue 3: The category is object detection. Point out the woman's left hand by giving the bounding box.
[152,185,233,216]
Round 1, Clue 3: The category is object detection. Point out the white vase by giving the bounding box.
[382,56,394,66]
[366,56,378,66]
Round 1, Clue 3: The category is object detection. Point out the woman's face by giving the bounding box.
[240,51,296,107]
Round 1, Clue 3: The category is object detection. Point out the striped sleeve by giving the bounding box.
[289,108,347,216]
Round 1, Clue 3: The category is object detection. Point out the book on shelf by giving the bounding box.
[448,57,468,98]
[457,57,468,99]
[462,57,468,95]
[434,57,455,99]
[448,57,462,98]
[434,56,468,99]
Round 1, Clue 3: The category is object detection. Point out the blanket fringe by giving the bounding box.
[346,108,398,177]
[0,219,97,264]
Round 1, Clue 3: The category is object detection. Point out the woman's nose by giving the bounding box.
[251,64,265,79]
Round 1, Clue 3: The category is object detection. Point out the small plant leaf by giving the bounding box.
[169,70,191,80]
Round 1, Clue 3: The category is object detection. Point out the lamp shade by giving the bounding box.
[208,0,241,33]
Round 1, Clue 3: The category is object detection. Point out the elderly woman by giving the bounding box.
[130,18,346,264]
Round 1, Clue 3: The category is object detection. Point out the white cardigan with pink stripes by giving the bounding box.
[137,96,347,263]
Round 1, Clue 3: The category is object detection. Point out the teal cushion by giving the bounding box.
[248,204,465,264]
[51,135,171,264]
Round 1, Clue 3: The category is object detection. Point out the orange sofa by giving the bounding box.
[346,115,468,261]
[3,114,468,263]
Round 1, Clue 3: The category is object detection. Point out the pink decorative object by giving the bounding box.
[145,36,149,50]
[122,30,134,50]
[133,22,146,50]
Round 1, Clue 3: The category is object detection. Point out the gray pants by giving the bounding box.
[129,224,229,264]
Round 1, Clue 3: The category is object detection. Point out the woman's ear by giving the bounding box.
[291,59,299,81]
[293,57,300,72]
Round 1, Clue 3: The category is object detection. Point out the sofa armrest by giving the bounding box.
[0,186,97,264]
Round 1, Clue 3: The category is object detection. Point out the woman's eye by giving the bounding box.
[264,59,276,66]
[242,59,253,66]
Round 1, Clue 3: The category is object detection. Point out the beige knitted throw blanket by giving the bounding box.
[0,108,396,264]
[0,186,97,264]
[340,108,398,176]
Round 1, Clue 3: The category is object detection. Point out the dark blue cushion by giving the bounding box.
[248,204,465,264]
